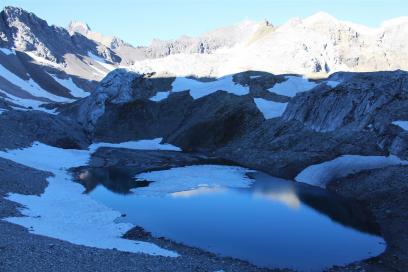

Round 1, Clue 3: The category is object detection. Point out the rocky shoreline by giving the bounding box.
[327,166,408,272]
[0,146,401,272]
[0,155,289,272]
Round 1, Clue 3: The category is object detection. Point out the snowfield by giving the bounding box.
[0,140,182,256]
[295,155,408,187]
[87,51,116,72]
[325,80,341,88]
[0,89,57,114]
[149,91,170,102]
[253,98,287,119]
[170,75,249,99]
[148,75,250,101]
[48,73,89,98]
[393,120,408,131]
[267,76,317,97]
[0,64,73,103]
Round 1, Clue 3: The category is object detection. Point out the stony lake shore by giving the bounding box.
[0,146,406,272]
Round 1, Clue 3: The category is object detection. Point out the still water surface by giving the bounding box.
[78,166,385,271]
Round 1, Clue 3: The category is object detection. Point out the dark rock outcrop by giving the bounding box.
[283,71,408,132]
[0,110,90,150]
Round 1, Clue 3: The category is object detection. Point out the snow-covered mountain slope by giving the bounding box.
[1,6,408,112]
[0,6,123,111]
[129,12,408,77]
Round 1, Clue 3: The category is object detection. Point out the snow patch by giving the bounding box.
[0,89,57,114]
[325,80,341,88]
[268,76,317,97]
[150,91,170,102]
[134,165,254,196]
[0,47,15,55]
[87,51,115,72]
[295,155,408,188]
[48,73,89,98]
[392,120,408,131]
[25,51,61,68]
[89,138,181,153]
[253,98,287,119]
[0,64,72,103]
[171,76,249,99]
[0,141,179,256]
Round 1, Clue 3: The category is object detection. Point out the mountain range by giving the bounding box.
[1,6,408,111]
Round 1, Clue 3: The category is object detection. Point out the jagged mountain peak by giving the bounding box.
[3,5,28,16]
[2,6,52,29]
[68,21,91,35]
[67,20,126,49]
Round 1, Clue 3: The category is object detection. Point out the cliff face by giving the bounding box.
[283,71,408,132]
[0,6,119,63]
[59,68,408,179]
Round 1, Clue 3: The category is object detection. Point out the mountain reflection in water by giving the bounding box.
[75,165,384,271]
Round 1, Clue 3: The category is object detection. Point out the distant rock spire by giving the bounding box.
[263,19,272,27]
[67,21,91,35]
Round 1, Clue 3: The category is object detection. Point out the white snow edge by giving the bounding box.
[253,98,287,119]
[0,140,181,257]
[393,120,408,131]
[295,155,408,188]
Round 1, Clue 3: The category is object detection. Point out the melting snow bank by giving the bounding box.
[48,73,89,98]
[0,141,178,257]
[253,98,287,119]
[267,76,317,97]
[0,64,72,103]
[89,138,181,153]
[150,76,250,101]
[87,51,115,72]
[0,90,57,114]
[134,165,254,196]
[295,155,408,188]
[393,120,408,131]
[150,91,170,102]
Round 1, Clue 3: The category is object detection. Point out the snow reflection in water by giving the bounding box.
[77,165,385,271]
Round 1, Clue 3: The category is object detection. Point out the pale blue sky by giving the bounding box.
[2,0,407,46]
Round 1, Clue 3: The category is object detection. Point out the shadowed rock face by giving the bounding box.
[0,110,90,150]
[90,90,263,151]
[60,69,176,133]
[63,69,408,180]
[283,71,408,132]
